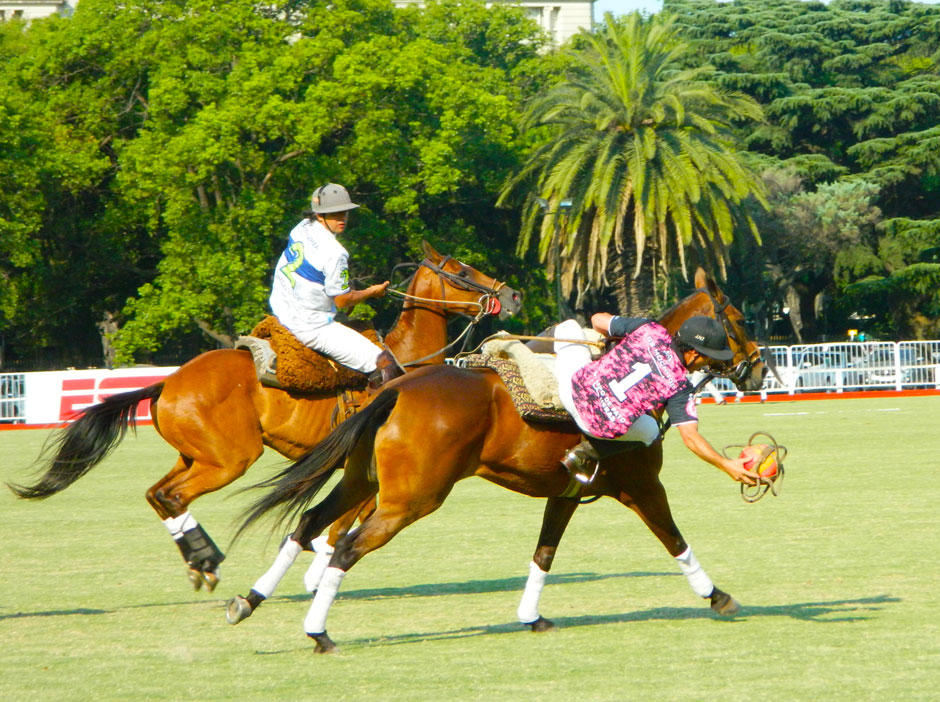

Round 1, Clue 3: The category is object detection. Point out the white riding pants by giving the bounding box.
[553,319,659,446]
[291,320,383,374]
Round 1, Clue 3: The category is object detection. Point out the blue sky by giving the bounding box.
[593,0,662,21]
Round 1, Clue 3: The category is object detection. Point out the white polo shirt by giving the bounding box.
[269,219,351,333]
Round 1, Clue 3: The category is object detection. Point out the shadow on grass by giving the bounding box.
[274,570,676,604]
[0,607,109,620]
[249,594,900,655]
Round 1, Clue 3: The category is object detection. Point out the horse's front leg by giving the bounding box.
[517,496,581,632]
[614,456,740,617]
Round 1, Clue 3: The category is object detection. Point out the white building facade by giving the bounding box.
[0,1,74,22]
[0,1,594,46]
[394,1,595,45]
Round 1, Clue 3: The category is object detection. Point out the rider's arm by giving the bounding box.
[591,313,655,338]
[333,281,389,309]
[676,422,757,485]
[591,313,615,335]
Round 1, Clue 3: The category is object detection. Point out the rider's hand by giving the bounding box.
[369,281,390,298]
[721,457,759,485]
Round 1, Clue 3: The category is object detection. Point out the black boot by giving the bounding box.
[368,349,405,389]
[561,439,601,484]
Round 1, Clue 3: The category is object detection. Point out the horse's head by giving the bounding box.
[662,268,767,392]
[415,241,522,321]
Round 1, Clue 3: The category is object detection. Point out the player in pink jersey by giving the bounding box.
[553,313,757,485]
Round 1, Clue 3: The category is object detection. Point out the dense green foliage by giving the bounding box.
[0,0,558,368]
[669,0,940,339]
[3,0,940,369]
[501,12,766,316]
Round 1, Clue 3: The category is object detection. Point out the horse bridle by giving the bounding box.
[384,257,508,367]
[698,287,763,386]
[418,256,507,321]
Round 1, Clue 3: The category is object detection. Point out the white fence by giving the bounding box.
[2,341,939,424]
[709,340,940,396]
[0,366,175,425]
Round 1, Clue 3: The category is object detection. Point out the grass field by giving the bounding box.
[1,395,938,701]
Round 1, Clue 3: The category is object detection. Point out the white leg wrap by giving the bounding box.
[311,534,333,553]
[304,566,346,635]
[163,511,198,539]
[517,561,548,624]
[304,548,333,592]
[675,546,714,598]
[251,538,303,599]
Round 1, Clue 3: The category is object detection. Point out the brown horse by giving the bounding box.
[229,269,767,652]
[8,241,521,591]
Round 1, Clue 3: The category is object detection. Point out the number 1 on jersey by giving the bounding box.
[608,362,652,401]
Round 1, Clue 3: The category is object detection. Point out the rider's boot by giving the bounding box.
[561,439,601,485]
[368,349,404,389]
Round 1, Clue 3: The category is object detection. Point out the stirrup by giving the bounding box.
[561,440,601,485]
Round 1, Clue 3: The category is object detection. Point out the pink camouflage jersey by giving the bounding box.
[571,318,698,439]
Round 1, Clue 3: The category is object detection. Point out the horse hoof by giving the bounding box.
[308,631,338,654]
[187,568,204,591]
[201,569,220,593]
[226,596,253,625]
[527,616,556,633]
[709,587,741,616]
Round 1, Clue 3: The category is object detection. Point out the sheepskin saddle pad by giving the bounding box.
[234,316,378,394]
[458,331,574,423]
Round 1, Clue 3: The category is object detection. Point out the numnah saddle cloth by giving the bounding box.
[235,315,378,394]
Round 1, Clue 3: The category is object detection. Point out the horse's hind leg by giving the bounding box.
[226,482,375,625]
[304,495,376,593]
[615,461,740,617]
[517,496,580,632]
[303,497,438,653]
[147,448,261,592]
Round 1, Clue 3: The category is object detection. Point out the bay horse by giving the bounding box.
[7,241,521,591]
[229,269,767,652]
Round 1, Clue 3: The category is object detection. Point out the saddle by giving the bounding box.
[234,316,378,394]
[458,330,605,424]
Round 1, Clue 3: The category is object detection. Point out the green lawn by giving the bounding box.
[1,395,938,701]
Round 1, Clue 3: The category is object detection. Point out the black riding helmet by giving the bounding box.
[676,316,734,361]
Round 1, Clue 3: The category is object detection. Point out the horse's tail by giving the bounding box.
[7,383,164,500]
[237,387,400,537]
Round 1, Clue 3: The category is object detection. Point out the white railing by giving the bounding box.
[0,373,26,423]
[709,340,940,396]
[2,340,938,425]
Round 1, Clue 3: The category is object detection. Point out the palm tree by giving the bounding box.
[500,12,767,315]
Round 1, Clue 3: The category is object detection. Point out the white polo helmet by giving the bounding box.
[310,183,360,214]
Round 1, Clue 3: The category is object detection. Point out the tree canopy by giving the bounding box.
[501,12,766,316]
[669,0,940,338]
[3,0,940,371]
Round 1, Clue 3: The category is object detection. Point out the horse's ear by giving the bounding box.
[694,267,725,301]
[421,240,442,262]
